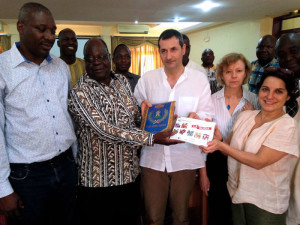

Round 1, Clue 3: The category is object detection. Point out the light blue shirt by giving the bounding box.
[0,43,76,197]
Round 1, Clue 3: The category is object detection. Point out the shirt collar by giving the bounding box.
[13,42,52,64]
[255,58,277,68]
[215,87,251,101]
[202,64,216,70]
[162,67,187,79]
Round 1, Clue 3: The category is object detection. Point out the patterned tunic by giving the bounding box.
[68,72,153,187]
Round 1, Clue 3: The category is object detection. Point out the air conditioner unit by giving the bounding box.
[118,24,150,34]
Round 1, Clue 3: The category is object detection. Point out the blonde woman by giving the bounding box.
[206,53,258,225]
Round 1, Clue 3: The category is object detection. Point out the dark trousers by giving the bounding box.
[207,151,233,225]
[7,149,77,225]
[232,203,287,225]
[77,181,140,225]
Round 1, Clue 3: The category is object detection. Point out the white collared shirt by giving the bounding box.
[186,60,206,74]
[211,87,259,140]
[134,67,214,172]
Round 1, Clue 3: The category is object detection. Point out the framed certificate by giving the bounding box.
[141,101,175,134]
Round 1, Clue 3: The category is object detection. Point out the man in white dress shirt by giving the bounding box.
[134,29,214,225]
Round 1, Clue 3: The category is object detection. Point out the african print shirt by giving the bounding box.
[68,72,153,187]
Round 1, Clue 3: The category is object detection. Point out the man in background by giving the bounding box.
[182,34,205,73]
[248,35,279,94]
[276,33,300,225]
[58,28,85,87]
[113,44,140,92]
[201,48,221,94]
[0,3,77,225]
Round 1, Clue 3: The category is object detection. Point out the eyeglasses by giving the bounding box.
[85,54,110,63]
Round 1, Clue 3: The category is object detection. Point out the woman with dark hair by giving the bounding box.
[205,53,259,225]
[202,67,299,225]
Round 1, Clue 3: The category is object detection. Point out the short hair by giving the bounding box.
[258,35,276,47]
[275,33,300,55]
[216,53,251,86]
[83,37,109,57]
[58,28,76,41]
[257,67,296,103]
[182,34,189,42]
[202,48,214,57]
[18,2,52,23]
[113,44,130,59]
[158,29,184,49]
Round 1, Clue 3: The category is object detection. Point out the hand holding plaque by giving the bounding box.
[141,101,176,134]
[141,101,183,145]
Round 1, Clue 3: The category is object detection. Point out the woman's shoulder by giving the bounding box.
[243,89,259,108]
[239,109,259,119]
[277,114,298,127]
[234,110,259,127]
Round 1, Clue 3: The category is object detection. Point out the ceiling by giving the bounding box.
[0,0,299,27]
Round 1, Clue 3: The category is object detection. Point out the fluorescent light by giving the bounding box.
[195,1,220,12]
[135,20,138,24]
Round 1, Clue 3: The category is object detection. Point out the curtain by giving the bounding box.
[111,36,159,51]
[129,43,163,75]
[0,35,11,53]
[111,36,163,75]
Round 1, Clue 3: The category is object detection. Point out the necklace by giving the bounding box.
[225,96,231,110]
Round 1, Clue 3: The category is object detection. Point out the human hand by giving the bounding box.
[187,112,200,120]
[199,168,210,196]
[242,102,254,111]
[213,124,222,141]
[141,100,152,118]
[200,139,223,153]
[0,192,23,217]
[154,131,184,146]
[203,119,223,141]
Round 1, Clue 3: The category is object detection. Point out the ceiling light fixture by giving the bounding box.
[135,20,139,24]
[195,1,220,12]
[174,17,183,23]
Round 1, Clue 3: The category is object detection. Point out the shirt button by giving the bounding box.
[56,132,58,135]
[47,99,49,102]
[59,149,61,152]
[53,115,55,118]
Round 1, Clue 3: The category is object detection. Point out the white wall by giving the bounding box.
[187,20,261,66]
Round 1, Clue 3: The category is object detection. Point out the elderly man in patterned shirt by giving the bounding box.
[68,37,179,225]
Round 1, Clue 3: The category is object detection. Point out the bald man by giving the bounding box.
[58,28,85,87]
[276,33,300,225]
[248,35,280,94]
